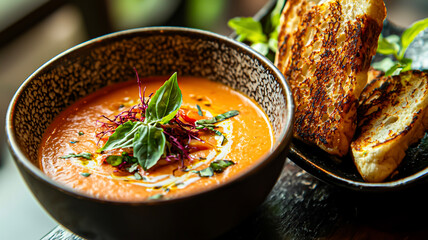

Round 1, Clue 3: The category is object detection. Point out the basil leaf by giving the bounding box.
[270,0,285,27]
[105,155,123,166]
[384,62,402,77]
[377,34,400,56]
[133,124,166,170]
[210,160,235,173]
[195,110,239,125]
[400,58,413,72]
[399,18,428,59]
[60,152,92,160]
[145,73,182,124]
[98,121,143,152]
[228,17,267,43]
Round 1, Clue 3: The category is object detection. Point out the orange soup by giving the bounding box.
[38,75,274,201]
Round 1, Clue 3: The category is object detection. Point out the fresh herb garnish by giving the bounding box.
[97,72,239,172]
[373,18,428,76]
[105,155,123,166]
[133,124,166,170]
[80,172,91,177]
[228,0,285,59]
[70,140,79,144]
[78,131,84,136]
[194,160,235,177]
[195,110,239,125]
[98,73,182,170]
[145,72,182,124]
[134,172,143,180]
[196,104,203,116]
[148,194,164,200]
[195,110,239,145]
[60,152,92,160]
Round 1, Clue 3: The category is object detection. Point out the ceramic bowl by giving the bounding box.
[6,27,294,240]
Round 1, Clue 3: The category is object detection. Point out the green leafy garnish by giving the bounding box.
[60,152,92,160]
[148,194,164,200]
[98,121,144,152]
[228,0,285,59]
[196,104,203,116]
[80,172,91,177]
[374,18,428,76]
[98,72,239,172]
[105,155,123,166]
[133,124,166,170]
[196,167,214,177]
[134,172,143,180]
[145,72,182,124]
[98,73,181,170]
[78,131,84,136]
[194,160,235,177]
[195,110,239,125]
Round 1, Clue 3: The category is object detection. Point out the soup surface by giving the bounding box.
[39,76,274,201]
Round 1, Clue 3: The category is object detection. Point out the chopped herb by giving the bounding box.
[80,172,91,177]
[134,172,143,180]
[60,152,92,160]
[105,155,123,166]
[210,160,235,173]
[127,163,139,173]
[78,131,84,136]
[119,104,125,109]
[196,104,203,116]
[195,110,239,125]
[196,166,214,177]
[69,140,79,144]
[194,160,235,177]
[148,194,164,200]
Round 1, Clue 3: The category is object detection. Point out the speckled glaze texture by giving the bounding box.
[7,27,294,240]
[12,29,288,166]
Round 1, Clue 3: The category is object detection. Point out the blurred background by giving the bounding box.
[0,0,427,239]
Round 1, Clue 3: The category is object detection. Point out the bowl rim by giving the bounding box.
[6,26,295,205]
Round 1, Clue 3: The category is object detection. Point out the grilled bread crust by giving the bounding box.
[351,71,428,182]
[275,0,386,156]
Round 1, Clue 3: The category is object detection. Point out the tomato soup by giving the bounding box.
[38,76,274,201]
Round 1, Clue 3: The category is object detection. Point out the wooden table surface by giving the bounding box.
[42,159,428,240]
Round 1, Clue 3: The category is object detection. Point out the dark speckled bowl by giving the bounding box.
[6,27,294,240]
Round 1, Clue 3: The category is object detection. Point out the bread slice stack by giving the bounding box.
[351,71,428,182]
[275,0,386,156]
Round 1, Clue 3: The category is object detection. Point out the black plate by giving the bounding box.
[250,1,428,191]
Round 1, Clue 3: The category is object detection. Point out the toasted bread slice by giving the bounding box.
[275,0,386,156]
[351,71,428,182]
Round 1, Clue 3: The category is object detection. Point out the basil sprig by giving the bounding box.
[373,18,428,76]
[228,0,285,59]
[99,73,182,170]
